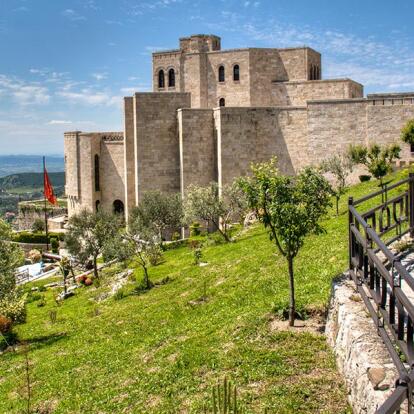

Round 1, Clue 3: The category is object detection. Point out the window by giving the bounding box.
[158,70,165,88]
[411,143,414,153]
[219,98,225,107]
[95,200,100,212]
[316,66,320,80]
[94,154,100,192]
[113,199,124,215]
[218,65,225,82]
[168,68,175,87]
[233,65,240,81]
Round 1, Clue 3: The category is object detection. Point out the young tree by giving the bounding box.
[65,210,121,279]
[131,191,183,243]
[320,153,354,215]
[0,219,24,300]
[401,119,414,146]
[349,143,401,187]
[31,218,45,233]
[184,181,247,242]
[239,158,332,326]
[122,216,160,290]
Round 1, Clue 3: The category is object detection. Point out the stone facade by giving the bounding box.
[64,34,414,218]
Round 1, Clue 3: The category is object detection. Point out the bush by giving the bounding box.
[113,288,126,301]
[171,231,181,241]
[189,222,202,237]
[272,301,309,321]
[31,218,45,232]
[147,243,163,266]
[12,231,65,244]
[0,315,12,334]
[0,293,27,323]
[50,237,59,253]
[359,174,371,182]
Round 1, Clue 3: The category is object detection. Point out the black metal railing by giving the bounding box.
[349,173,414,414]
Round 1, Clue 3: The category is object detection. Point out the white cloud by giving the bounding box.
[56,89,121,107]
[47,120,72,125]
[92,72,108,81]
[62,9,86,22]
[0,74,50,105]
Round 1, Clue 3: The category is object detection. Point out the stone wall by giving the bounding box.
[100,140,125,214]
[133,92,191,202]
[271,79,363,106]
[178,108,216,195]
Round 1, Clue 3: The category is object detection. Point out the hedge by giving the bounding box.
[12,231,65,244]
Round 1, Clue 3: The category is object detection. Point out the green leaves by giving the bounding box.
[401,119,414,145]
[240,159,332,260]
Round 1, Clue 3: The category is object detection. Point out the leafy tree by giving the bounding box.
[320,153,354,215]
[184,181,247,242]
[349,143,401,187]
[0,219,24,301]
[401,119,414,145]
[131,191,183,243]
[65,210,121,279]
[31,218,45,233]
[122,217,160,290]
[239,158,332,326]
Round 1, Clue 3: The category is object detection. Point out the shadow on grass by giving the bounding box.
[23,332,68,351]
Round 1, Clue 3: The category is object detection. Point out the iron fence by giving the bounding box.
[349,173,414,413]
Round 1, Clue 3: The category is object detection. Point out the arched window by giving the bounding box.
[218,65,225,82]
[309,65,313,80]
[168,68,175,87]
[113,199,124,215]
[219,98,225,107]
[158,69,165,88]
[95,200,100,212]
[94,154,100,192]
[316,66,320,80]
[233,65,240,81]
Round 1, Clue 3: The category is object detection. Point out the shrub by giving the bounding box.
[359,174,371,182]
[401,119,414,145]
[37,295,46,308]
[31,218,45,233]
[0,315,12,334]
[50,237,59,253]
[147,243,163,266]
[113,288,126,301]
[190,222,202,237]
[272,301,309,321]
[0,292,27,323]
[189,240,203,265]
[171,231,181,241]
[12,231,64,244]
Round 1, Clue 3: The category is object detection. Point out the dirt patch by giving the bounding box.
[269,315,325,334]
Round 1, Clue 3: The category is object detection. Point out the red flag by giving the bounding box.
[44,164,57,206]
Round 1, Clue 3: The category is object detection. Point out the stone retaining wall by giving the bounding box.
[325,275,400,413]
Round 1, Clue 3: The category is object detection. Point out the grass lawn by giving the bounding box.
[0,169,410,413]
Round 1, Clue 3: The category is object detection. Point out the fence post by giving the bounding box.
[409,173,414,237]
[348,197,354,272]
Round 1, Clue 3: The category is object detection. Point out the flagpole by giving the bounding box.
[43,156,49,251]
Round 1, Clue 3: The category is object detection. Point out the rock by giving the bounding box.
[368,367,386,389]
[57,291,74,301]
[44,282,59,288]
[243,211,257,228]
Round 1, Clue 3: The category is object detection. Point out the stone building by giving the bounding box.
[64,34,414,218]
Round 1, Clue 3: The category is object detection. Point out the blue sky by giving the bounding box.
[0,0,414,155]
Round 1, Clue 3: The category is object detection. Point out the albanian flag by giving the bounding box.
[44,158,58,206]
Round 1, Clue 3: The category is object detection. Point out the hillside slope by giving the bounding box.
[0,172,65,190]
[0,170,407,413]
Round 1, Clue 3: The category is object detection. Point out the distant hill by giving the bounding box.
[0,172,65,190]
[0,155,64,177]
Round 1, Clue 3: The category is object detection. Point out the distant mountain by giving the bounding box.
[0,172,65,190]
[0,155,64,177]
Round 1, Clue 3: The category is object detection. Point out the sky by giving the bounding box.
[0,0,414,155]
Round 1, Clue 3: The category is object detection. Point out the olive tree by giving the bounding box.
[130,191,183,243]
[122,215,160,290]
[239,158,332,326]
[401,119,414,145]
[320,153,354,215]
[349,143,401,187]
[65,210,121,279]
[184,181,247,242]
[0,219,24,300]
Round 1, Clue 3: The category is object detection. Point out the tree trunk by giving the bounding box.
[288,256,295,327]
[336,196,339,216]
[143,265,150,289]
[93,256,98,279]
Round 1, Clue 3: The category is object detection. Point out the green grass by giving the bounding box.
[0,169,410,413]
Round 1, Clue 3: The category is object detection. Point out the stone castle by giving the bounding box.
[64,34,414,218]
